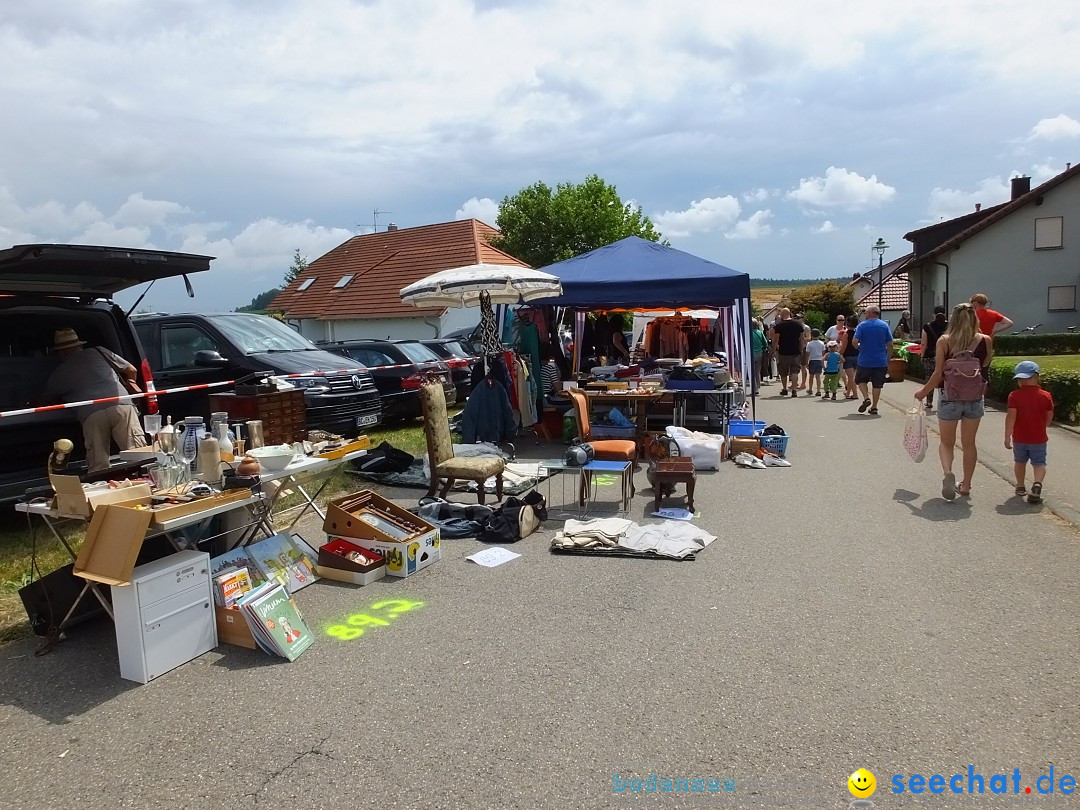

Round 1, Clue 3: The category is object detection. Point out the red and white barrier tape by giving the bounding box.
[0,358,478,419]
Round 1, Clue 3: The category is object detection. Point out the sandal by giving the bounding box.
[1027,482,1043,504]
[869,408,878,415]
[858,399,872,413]
[1015,485,1027,497]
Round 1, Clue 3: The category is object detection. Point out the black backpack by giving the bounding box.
[478,491,547,544]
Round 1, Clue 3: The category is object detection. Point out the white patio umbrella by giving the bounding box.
[399,263,562,309]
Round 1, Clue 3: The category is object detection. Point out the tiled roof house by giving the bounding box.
[903,165,1080,332]
[270,219,528,342]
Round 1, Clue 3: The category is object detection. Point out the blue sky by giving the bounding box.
[1,0,1078,312]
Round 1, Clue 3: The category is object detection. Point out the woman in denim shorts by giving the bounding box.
[914,303,992,500]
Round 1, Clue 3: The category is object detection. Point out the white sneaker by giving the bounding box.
[762,454,791,467]
[734,452,764,468]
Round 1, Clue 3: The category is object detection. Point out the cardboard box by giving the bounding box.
[50,475,152,519]
[111,488,253,526]
[74,503,153,586]
[316,538,386,585]
[323,490,440,578]
[214,605,257,649]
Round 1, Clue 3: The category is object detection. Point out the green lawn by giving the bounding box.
[991,354,1080,372]
[0,410,448,644]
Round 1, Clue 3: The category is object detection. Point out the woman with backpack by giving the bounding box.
[914,303,992,500]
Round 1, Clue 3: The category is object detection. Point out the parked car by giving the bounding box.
[442,324,484,356]
[420,338,477,400]
[133,313,382,437]
[0,243,213,503]
[318,339,456,421]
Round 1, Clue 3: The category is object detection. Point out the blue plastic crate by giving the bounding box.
[727,420,767,437]
[759,434,790,456]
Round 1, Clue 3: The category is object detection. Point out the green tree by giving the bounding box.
[284,248,309,285]
[787,281,855,323]
[236,288,284,313]
[489,175,664,268]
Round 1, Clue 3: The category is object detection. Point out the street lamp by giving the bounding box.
[874,237,889,311]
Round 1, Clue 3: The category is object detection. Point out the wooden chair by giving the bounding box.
[420,380,505,504]
[566,388,636,504]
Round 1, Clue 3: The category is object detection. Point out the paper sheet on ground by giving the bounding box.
[466,547,521,568]
[652,508,695,521]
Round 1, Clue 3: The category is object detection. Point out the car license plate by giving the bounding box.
[356,414,378,427]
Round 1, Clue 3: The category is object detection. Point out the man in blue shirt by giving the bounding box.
[852,305,893,414]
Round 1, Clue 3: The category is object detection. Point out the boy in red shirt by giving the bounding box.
[1005,360,1054,504]
[970,293,1014,337]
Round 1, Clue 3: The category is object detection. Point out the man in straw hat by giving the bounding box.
[41,328,148,472]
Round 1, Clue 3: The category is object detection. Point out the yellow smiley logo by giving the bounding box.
[848,768,876,798]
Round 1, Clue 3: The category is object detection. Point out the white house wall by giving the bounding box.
[941,180,1080,332]
[292,310,482,344]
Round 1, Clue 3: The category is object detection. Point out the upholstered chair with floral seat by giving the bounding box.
[420,380,505,504]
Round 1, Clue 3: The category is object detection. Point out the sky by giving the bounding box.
[2,0,1079,313]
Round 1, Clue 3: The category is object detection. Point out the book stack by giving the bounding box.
[210,533,320,595]
[212,567,252,608]
[235,581,314,661]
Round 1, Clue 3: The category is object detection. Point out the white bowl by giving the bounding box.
[247,445,297,471]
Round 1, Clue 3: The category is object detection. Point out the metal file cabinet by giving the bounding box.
[112,550,217,684]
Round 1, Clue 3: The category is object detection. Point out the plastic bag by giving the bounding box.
[903,400,928,463]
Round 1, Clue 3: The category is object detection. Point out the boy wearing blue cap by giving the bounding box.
[1005,360,1054,504]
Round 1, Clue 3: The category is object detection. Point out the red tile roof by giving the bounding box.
[270,219,528,319]
[856,273,910,310]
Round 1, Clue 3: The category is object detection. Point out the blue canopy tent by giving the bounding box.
[529,235,756,425]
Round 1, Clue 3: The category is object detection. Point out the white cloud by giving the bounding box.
[455,197,500,226]
[653,196,741,238]
[112,192,191,227]
[814,221,836,234]
[1027,114,1080,141]
[742,187,771,203]
[787,167,896,210]
[726,209,773,240]
[925,176,1010,222]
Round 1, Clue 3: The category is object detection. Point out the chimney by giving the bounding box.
[1011,176,1031,200]
[975,203,981,212]
[386,223,398,231]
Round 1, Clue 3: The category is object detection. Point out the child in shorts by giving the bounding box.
[805,329,825,396]
[1005,360,1054,504]
[823,341,842,400]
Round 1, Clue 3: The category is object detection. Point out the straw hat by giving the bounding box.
[53,328,87,351]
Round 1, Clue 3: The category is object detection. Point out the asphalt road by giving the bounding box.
[3,382,1079,810]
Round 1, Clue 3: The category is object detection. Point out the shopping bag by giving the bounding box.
[903,400,928,463]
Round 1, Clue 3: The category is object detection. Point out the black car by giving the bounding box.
[133,313,382,436]
[420,339,477,400]
[0,243,213,503]
[319,339,456,421]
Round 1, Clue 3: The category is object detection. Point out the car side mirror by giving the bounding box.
[194,349,229,367]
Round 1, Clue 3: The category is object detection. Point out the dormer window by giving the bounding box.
[297,278,315,291]
[333,275,354,289]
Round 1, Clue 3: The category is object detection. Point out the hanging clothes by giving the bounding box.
[515,356,537,427]
[461,378,517,444]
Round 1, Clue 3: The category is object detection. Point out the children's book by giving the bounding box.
[210,547,267,588]
[239,582,314,661]
[245,533,319,594]
[213,566,252,608]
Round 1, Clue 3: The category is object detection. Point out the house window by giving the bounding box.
[1048,285,1076,312]
[333,275,354,289]
[1034,216,1063,249]
[297,278,315,291]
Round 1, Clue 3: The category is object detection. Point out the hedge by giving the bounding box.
[992,332,1080,356]
[906,355,1080,424]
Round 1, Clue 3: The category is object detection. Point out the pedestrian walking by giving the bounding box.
[919,305,948,411]
[852,305,892,415]
[771,308,806,397]
[824,314,845,344]
[914,302,993,500]
[839,315,859,399]
[1005,360,1054,504]
[823,341,842,400]
[806,329,825,396]
[750,319,768,395]
[797,313,811,390]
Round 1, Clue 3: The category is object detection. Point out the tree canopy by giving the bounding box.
[235,288,283,313]
[786,280,856,322]
[284,248,309,285]
[489,175,664,268]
